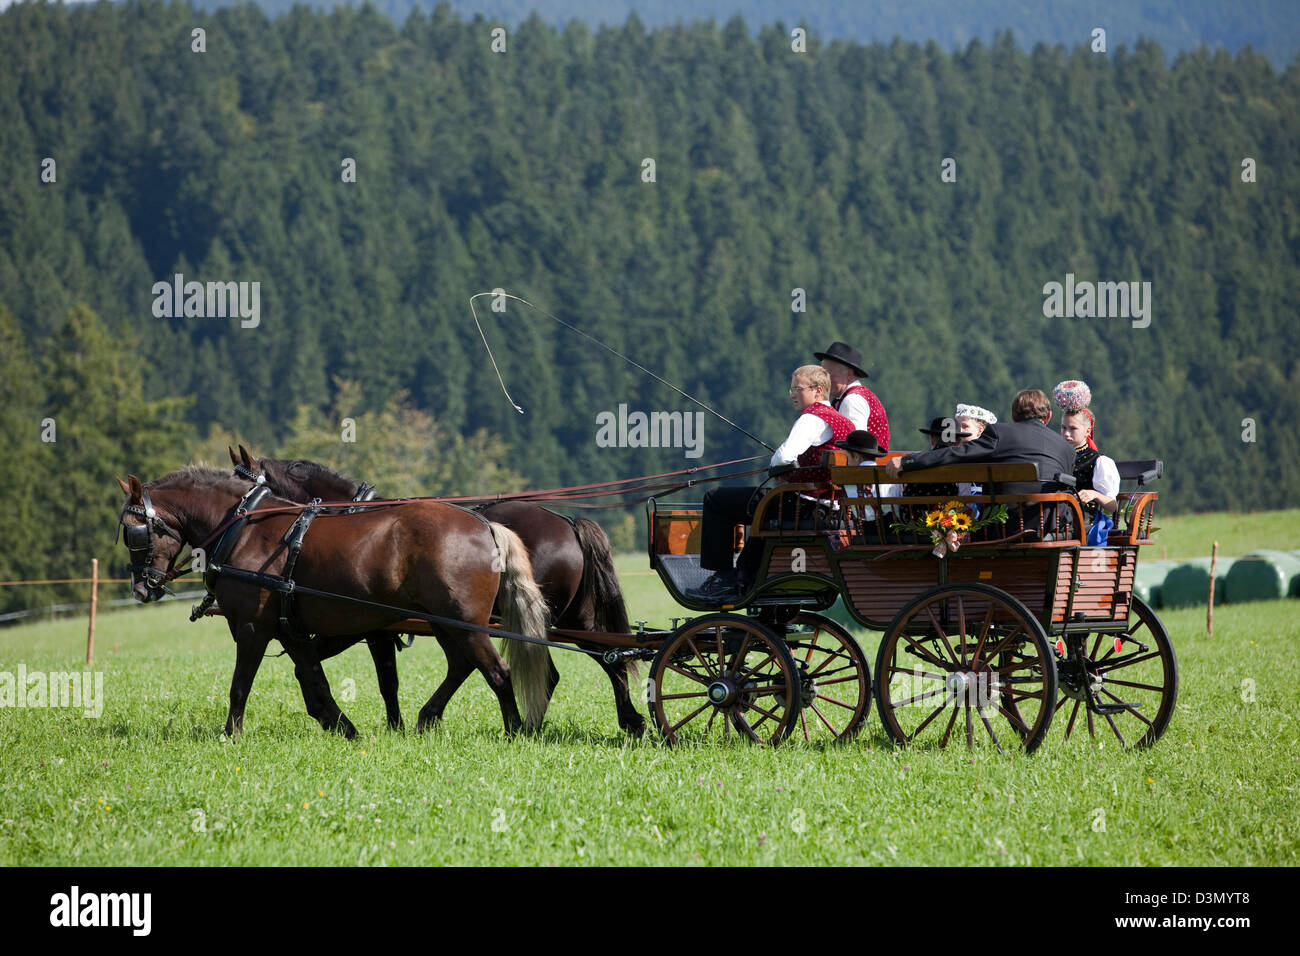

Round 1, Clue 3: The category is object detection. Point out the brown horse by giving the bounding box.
[231,446,645,734]
[116,464,550,738]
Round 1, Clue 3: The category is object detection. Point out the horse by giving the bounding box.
[116,464,551,738]
[230,446,645,735]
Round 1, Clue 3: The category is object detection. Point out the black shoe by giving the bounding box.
[687,571,740,601]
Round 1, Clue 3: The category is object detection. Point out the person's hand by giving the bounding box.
[885,457,902,480]
[1077,489,1100,505]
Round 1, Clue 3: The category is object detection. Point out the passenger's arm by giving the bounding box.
[771,415,833,467]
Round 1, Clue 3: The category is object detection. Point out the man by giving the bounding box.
[688,365,854,601]
[816,341,890,452]
[886,389,1077,533]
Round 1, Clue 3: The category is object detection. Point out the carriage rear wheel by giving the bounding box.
[1055,596,1178,748]
[783,612,871,743]
[648,614,800,745]
[874,584,1057,753]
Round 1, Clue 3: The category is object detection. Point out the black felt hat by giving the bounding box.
[814,341,869,379]
[834,430,884,458]
[917,417,971,445]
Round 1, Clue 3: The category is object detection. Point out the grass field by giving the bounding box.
[1,511,1297,866]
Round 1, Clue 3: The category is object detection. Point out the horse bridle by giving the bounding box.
[117,486,185,591]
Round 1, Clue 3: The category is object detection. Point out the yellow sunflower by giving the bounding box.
[941,499,966,514]
[925,510,944,527]
[952,512,973,532]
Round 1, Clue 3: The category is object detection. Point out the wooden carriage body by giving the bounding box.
[648,456,1160,636]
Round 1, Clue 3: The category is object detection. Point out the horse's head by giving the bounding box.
[116,474,186,604]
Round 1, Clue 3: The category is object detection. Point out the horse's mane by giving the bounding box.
[268,457,363,495]
[146,462,296,505]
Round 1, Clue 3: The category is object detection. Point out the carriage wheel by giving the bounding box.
[648,614,800,746]
[783,612,871,743]
[1055,596,1178,749]
[874,584,1057,754]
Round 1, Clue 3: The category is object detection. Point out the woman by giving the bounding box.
[1054,380,1120,514]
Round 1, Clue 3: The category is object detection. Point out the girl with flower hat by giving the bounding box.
[1053,380,1120,515]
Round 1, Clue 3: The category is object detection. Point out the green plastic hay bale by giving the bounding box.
[1132,560,1178,608]
[1161,557,1227,608]
[1223,550,1300,603]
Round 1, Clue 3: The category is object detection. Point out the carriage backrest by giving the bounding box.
[1116,459,1164,486]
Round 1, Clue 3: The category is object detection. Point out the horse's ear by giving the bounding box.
[127,475,144,500]
[228,446,239,466]
[116,476,131,496]
[239,444,255,469]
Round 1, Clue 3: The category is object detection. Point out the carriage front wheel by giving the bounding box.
[648,614,800,745]
[874,584,1057,753]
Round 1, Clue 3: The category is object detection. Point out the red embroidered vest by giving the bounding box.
[785,403,855,492]
[835,383,891,452]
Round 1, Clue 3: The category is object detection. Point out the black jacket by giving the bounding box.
[898,421,1077,495]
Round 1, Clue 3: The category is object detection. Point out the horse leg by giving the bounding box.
[415,634,478,733]
[281,640,358,740]
[365,633,404,731]
[418,632,523,735]
[597,658,647,736]
[226,622,271,737]
[546,654,560,702]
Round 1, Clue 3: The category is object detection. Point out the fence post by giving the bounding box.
[1207,541,1218,636]
[87,558,98,666]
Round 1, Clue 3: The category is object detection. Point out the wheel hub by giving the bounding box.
[944,669,999,706]
[707,679,736,706]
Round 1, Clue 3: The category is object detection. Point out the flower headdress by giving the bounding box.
[954,404,997,426]
[1053,380,1097,450]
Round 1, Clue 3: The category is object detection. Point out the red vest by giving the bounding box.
[786,403,855,492]
[835,383,890,452]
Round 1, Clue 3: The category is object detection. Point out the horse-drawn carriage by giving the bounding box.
[641,453,1175,751]
[117,450,1175,753]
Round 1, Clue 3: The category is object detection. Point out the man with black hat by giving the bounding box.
[899,417,969,518]
[816,341,891,452]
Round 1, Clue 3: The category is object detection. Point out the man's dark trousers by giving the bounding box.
[699,486,765,580]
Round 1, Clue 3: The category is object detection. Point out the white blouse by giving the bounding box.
[1093,455,1120,498]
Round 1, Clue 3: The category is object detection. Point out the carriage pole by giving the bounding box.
[86,558,98,666]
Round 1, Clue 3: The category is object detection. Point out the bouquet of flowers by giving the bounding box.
[892,499,1010,557]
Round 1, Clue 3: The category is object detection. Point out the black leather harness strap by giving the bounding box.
[277,499,322,637]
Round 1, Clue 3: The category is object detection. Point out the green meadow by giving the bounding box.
[0,511,1296,866]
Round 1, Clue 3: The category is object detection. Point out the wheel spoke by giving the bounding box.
[1095,650,1162,673]
[809,702,840,736]
[964,699,974,748]
[813,691,857,711]
[906,701,950,742]
[1102,710,1128,747]
[661,690,710,701]
[1102,677,1166,693]
[664,662,711,685]
[995,703,1031,737]
[956,595,969,668]
[938,702,961,749]
[970,606,995,664]
[669,701,712,735]
[897,631,952,670]
[686,637,718,679]
[926,604,961,669]
[892,686,947,708]
[979,707,1004,754]
[1064,698,1081,740]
